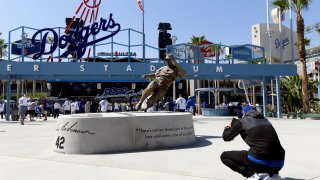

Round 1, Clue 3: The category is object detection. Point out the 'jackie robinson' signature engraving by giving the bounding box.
[56,122,95,135]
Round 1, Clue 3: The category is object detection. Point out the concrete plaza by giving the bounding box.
[0,115,319,180]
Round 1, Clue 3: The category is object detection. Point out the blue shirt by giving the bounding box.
[186,99,195,112]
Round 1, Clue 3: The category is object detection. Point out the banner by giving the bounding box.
[11,38,41,56]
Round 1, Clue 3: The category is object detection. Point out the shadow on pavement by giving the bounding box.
[259,174,306,180]
[187,135,218,148]
[97,135,218,155]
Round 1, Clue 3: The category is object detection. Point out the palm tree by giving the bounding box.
[272,0,312,113]
[0,32,7,58]
[190,35,206,46]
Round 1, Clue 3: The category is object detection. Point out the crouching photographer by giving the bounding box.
[220,105,285,180]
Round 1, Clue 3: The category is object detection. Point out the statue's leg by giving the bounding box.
[142,87,168,111]
[135,81,157,110]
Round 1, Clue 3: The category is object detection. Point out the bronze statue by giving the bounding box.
[135,54,187,111]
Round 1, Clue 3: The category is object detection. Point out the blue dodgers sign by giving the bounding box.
[231,46,252,61]
[31,13,121,60]
[11,38,41,56]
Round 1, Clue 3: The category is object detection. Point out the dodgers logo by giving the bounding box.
[30,0,121,60]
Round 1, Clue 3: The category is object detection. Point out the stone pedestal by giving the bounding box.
[53,112,196,154]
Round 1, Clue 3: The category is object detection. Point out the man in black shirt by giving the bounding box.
[221,105,285,180]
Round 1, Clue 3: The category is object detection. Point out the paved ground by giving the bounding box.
[0,115,319,180]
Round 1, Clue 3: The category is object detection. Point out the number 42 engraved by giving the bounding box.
[55,136,65,149]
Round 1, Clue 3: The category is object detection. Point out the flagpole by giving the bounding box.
[266,0,272,64]
[289,0,294,64]
[142,0,145,61]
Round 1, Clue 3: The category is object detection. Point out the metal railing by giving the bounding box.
[3,26,266,65]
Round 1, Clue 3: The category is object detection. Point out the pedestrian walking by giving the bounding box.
[186,96,196,116]
[85,100,91,113]
[98,99,108,113]
[0,100,4,119]
[53,101,61,119]
[18,94,29,125]
[27,100,36,121]
[63,99,71,115]
[175,94,186,112]
[42,102,48,121]
[71,100,78,114]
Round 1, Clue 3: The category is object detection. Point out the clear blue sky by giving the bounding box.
[1,0,319,55]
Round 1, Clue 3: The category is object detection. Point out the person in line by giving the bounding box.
[18,94,29,125]
[125,103,131,111]
[75,100,80,113]
[85,100,91,113]
[0,100,4,119]
[220,105,285,180]
[53,101,61,119]
[70,100,78,114]
[175,94,186,112]
[131,96,139,111]
[186,96,196,116]
[27,100,36,121]
[114,101,120,112]
[98,98,108,113]
[79,98,85,113]
[164,98,170,111]
[42,101,48,121]
[35,105,43,119]
[168,98,176,112]
[63,99,71,115]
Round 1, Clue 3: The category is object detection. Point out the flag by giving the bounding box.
[137,0,144,13]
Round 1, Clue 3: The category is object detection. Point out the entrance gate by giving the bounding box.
[0,27,297,119]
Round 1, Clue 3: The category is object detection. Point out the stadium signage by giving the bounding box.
[31,14,121,60]
[97,51,137,57]
[275,37,289,49]
[4,64,201,73]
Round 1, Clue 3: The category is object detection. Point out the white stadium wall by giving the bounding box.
[252,23,298,63]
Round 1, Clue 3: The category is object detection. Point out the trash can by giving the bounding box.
[11,107,19,121]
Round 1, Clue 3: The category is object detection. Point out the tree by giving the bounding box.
[281,76,319,113]
[0,32,7,58]
[272,0,312,113]
[281,76,302,113]
[190,35,206,46]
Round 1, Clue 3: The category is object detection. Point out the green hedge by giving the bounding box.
[300,113,320,120]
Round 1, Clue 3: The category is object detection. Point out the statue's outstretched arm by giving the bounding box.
[142,73,156,79]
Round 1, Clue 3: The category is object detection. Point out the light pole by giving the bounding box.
[171,35,178,45]
[266,0,273,64]
[266,0,275,111]
[289,0,295,64]
[171,35,178,101]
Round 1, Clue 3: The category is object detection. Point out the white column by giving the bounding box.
[33,80,36,95]
[172,82,176,100]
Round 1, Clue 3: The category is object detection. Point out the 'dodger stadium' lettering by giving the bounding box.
[31,13,121,60]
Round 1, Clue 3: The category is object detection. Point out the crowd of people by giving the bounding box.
[2,94,286,179]
[1,94,198,125]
